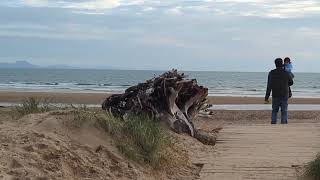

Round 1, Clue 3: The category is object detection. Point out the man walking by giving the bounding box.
[265,58,293,124]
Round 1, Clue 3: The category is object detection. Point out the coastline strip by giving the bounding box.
[1,91,320,105]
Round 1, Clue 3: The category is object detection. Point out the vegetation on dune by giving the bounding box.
[67,104,95,128]
[303,154,320,180]
[97,112,172,168]
[13,97,183,169]
[68,108,178,168]
[15,97,51,117]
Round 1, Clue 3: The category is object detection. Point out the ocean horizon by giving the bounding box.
[0,68,319,98]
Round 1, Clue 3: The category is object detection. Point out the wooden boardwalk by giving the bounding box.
[199,123,320,180]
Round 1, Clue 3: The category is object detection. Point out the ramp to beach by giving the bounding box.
[199,123,320,180]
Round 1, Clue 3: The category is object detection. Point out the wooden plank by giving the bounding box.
[199,123,320,180]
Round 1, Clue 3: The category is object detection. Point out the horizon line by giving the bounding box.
[0,66,318,74]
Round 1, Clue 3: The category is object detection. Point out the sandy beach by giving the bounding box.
[1,91,320,105]
[1,106,319,179]
[0,91,319,179]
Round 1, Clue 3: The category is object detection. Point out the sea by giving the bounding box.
[0,69,319,98]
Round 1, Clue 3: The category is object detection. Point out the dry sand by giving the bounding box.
[0,108,201,180]
[0,107,319,179]
[1,91,320,105]
[0,111,147,180]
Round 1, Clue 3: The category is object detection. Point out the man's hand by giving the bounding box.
[264,99,270,104]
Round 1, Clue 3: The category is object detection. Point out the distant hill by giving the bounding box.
[0,61,77,69]
[0,61,38,69]
[0,60,123,70]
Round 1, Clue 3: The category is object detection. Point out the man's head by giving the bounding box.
[274,58,283,68]
[284,57,291,64]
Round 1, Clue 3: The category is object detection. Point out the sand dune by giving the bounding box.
[0,113,147,179]
[0,109,201,180]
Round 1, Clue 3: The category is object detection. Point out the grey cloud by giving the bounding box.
[0,1,319,72]
[2,0,318,18]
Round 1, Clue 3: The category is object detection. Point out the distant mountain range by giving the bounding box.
[0,61,77,69]
[0,60,135,70]
[0,61,37,68]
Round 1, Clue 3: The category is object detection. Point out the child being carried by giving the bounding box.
[284,57,294,98]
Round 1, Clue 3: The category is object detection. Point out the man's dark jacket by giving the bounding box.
[265,68,293,100]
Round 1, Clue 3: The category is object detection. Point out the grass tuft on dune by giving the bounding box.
[15,97,51,117]
[96,113,171,168]
[303,154,320,180]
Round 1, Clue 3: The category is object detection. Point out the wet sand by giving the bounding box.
[1,91,320,105]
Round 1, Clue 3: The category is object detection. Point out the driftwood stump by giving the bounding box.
[102,69,216,145]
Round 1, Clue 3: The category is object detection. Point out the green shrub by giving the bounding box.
[303,154,320,180]
[15,97,51,117]
[123,114,169,164]
[96,112,122,136]
[70,110,92,128]
[97,113,170,167]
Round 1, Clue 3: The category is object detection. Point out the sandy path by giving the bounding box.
[198,123,320,180]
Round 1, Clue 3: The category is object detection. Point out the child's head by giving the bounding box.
[284,57,291,64]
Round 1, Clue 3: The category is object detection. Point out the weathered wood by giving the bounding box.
[199,123,320,180]
[101,69,215,145]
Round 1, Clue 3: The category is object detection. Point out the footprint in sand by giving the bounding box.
[22,145,34,152]
[36,143,49,150]
[10,159,23,169]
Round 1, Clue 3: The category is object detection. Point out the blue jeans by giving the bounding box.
[271,97,288,124]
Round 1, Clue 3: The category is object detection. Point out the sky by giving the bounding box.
[0,0,319,72]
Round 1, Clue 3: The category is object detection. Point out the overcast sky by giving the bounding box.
[0,0,319,72]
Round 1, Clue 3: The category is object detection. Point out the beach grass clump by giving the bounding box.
[52,107,173,168]
[69,105,93,128]
[15,97,51,117]
[119,114,170,166]
[303,154,320,180]
[97,113,170,167]
[96,112,122,136]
